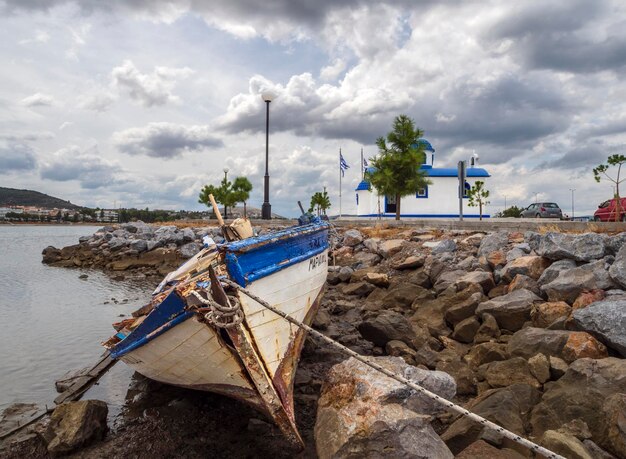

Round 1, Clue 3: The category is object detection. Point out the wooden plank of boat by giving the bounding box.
[208,266,304,449]
[54,352,117,405]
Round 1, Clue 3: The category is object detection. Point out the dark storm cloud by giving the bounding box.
[0,143,37,172]
[40,145,126,189]
[537,142,616,171]
[424,73,571,157]
[486,0,626,73]
[113,122,224,158]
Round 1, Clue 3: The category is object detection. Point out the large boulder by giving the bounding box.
[478,231,510,258]
[540,430,594,459]
[541,267,598,304]
[358,310,419,348]
[530,357,626,456]
[442,384,542,455]
[455,440,526,458]
[480,357,541,389]
[537,259,577,287]
[342,229,364,247]
[475,289,542,331]
[572,299,626,357]
[507,327,571,360]
[315,357,455,459]
[43,400,108,455]
[501,256,550,282]
[378,239,405,258]
[431,239,457,254]
[454,271,495,294]
[537,232,606,262]
[602,394,626,459]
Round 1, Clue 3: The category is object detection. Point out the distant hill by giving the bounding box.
[0,187,82,210]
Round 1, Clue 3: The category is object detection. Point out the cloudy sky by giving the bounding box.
[1,0,626,217]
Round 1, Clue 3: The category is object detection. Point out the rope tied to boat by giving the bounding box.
[187,290,243,329]
[221,277,566,459]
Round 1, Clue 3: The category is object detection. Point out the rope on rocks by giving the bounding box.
[222,277,566,459]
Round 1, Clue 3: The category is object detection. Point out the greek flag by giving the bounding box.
[340,152,349,177]
[363,157,368,170]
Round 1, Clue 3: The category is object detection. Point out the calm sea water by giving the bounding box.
[0,225,153,414]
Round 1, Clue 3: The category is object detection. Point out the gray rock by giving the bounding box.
[378,239,406,258]
[363,237,380,253]
[358,310,418,348]
[315,357,455,459]
[146,240,161,251]
[43,400,108,455]
[528,353,551,384]
[451,316,481,343]
[432,239,457,254]
[506,248,526,263]
[515,242,532,253]
[454,271,495,294]
[540,430,594,459]
[107,237,127,251]
[583,258,617,290]
[129,239,147,253]
[541,267,597,304]
[572,299,626,357]
[442,383,542,454]
[508,327,570,359]
[338,266,354,282]
[181,227,195,242]
[530,358,626,453]
[342,229,364,247]
[525,231,542,251]
[537,259,577,287]
[606,232,626,255]
[609,244,626,288]
[537,232,606,262]
[475,289,542,331]
[478,231,509,257]
[154,225,184,245]
[179,242,203,259]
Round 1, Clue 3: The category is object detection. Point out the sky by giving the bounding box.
[1,0,626,217]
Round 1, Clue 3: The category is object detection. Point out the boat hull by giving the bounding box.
[107,220,329,446]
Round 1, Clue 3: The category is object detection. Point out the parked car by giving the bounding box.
[593,197,626,222]
[520,202,563,219]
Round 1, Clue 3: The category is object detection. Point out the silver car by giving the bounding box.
[521,202,563,219]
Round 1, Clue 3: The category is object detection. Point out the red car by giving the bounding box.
[594,198,626,222]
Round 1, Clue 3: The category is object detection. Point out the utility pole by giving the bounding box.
[569,188,575,219]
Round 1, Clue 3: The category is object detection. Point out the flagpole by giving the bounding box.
[339,148,342,217]
[360,147,364,180]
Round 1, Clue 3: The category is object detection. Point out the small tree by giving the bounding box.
[593,154,626,222]
[467,180,490,220]
[232,177,253,218]
[308,188,331,216]
[199,175,248,219]
[366,114,431,220]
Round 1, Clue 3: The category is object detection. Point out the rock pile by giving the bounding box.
[42,222,228,277]
[314,227,626,458]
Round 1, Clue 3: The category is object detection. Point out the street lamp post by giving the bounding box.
[569,188,575,219]
[261,92,274,220]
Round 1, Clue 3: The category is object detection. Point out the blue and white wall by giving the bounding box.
[355,141,491,218]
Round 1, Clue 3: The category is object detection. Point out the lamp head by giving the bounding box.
[261,91,275,102]
[223,168,229,174]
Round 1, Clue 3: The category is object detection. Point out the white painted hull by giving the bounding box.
[119,248,328,394]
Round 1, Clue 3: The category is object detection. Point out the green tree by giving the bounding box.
[199,175,247,219]
[494,205,523,218]
[308,188,331,216]
[593,154,626,222]
[366,115,431,220]
[467,180,490,220]
[232,177,253,218]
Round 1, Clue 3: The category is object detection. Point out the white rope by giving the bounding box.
[222,278,565,459]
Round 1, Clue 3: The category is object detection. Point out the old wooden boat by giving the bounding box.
[103,215,329,446]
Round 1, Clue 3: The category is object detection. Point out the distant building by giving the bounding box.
[98,210,119,223]
[355,140,491,218]
[0,207,22,219]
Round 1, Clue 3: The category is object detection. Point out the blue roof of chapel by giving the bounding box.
[416,139,435,152]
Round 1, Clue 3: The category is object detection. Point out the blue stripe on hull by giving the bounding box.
[110,291,190,359]
[223,222,329,287]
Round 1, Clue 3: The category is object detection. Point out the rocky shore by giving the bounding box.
[2,223,626,458]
